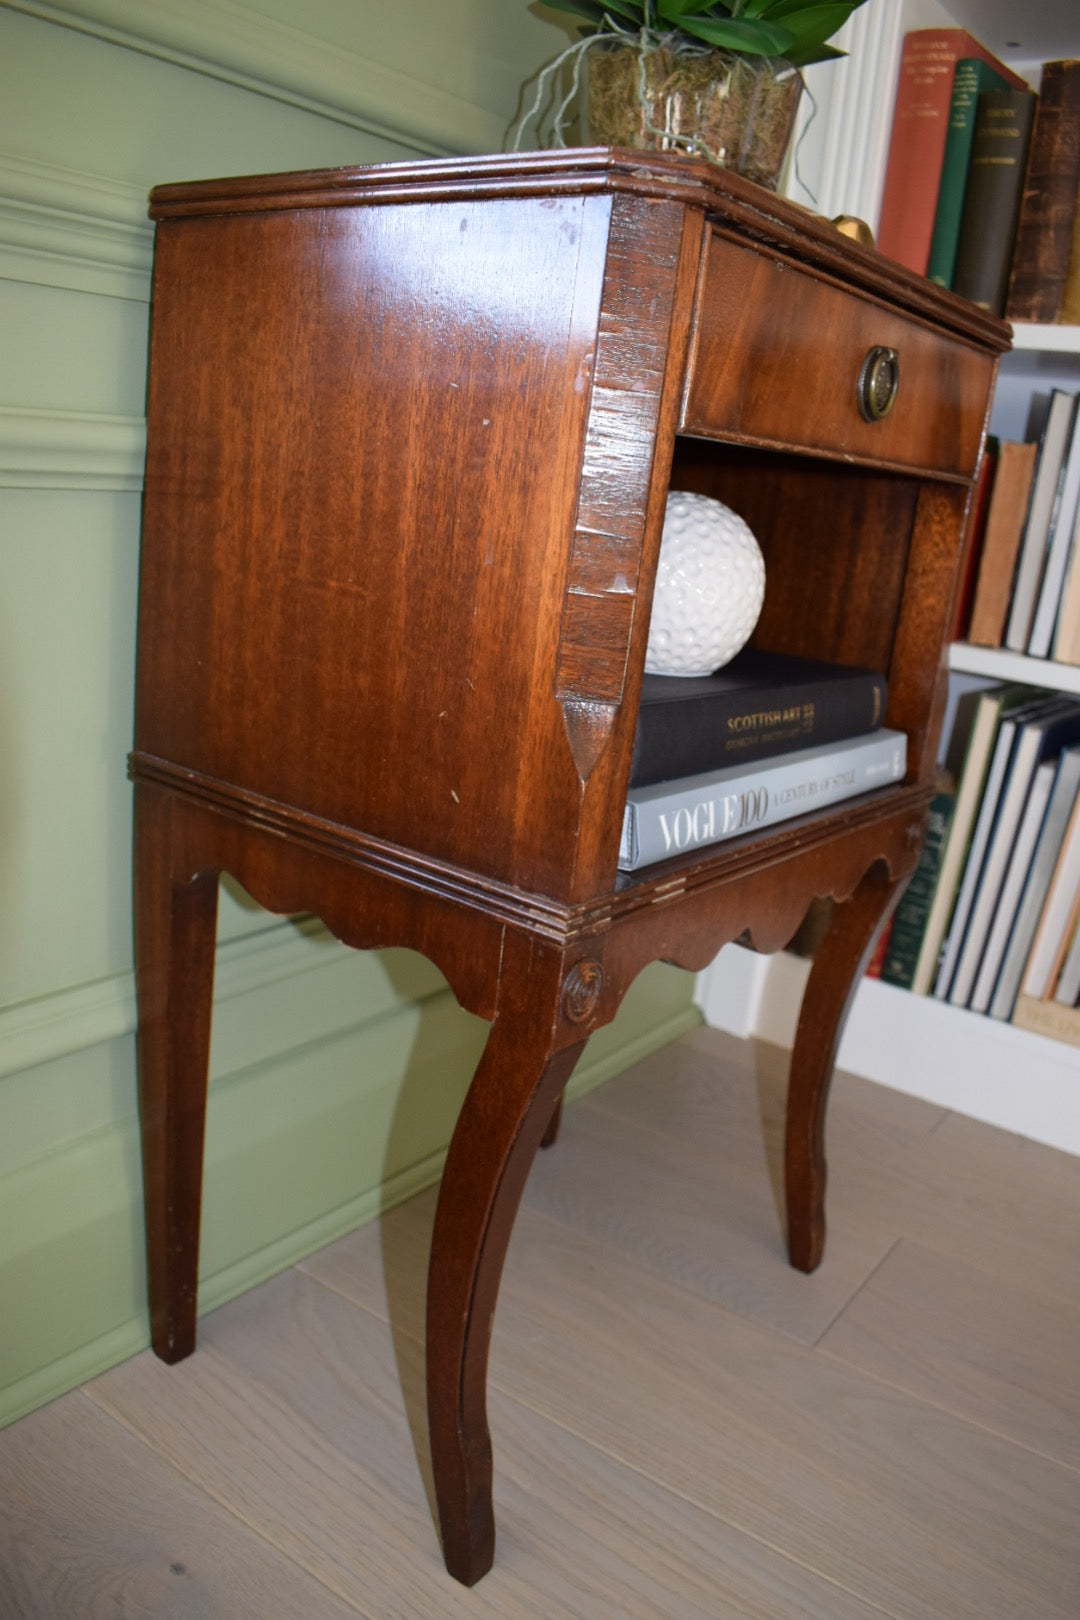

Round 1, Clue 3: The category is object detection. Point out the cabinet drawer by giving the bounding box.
[682,230,993,478]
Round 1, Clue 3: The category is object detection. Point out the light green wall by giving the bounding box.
[0,0,698,1425]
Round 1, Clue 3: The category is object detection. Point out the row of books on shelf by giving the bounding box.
[879,30,1080,322]
[619,648,901,871]
[958,387,1080,663]
[868,684,1080,1046]
[621,650,1080,1048]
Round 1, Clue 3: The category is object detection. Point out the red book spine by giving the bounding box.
[865,920,893,979]
[878,29,1029,276]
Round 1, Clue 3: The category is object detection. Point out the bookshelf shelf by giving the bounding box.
[948,642,1080,693]
[698,944,1080,1155]
[861,9,1080,1126]
[1010,323,1080,354]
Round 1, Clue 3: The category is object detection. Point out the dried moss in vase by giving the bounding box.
[586,43,802,182]
[517,2,868,180]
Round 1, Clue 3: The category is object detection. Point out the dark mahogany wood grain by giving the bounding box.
[134,785,219,1364]
[426,934,589,1585]
[683,228,995,478]
[131,149,1009,1585]
[785,863,910,1273]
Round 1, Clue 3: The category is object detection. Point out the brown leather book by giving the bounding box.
[967,440,1039,645]
[953,87,1038,316]
[1061,178,1080,325]
[1006,61,1080,323]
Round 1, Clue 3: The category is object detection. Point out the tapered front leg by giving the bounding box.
[426,941,588,1585]
[133,784,220,1363]
[785,866,906,1274]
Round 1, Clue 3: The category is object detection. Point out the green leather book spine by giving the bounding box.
[881,790,955,990]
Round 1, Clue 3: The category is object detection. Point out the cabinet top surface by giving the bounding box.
[149,147,1009,351]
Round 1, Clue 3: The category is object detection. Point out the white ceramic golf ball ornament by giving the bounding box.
[645,491,766,676]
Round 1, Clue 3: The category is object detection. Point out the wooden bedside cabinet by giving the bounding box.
[130,149,1008,1585]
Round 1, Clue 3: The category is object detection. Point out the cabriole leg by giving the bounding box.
[785,866,906,1274]
[426,947,586,1586]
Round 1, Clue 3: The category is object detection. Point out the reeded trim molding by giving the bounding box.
[785,0,904,228]
[4,0,506,157]
[130,750,581,942]
[0,405,146,489]
[0,151,152,299]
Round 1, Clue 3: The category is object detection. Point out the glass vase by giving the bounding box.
[584,43,803,191]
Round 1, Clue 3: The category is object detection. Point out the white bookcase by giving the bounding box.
[698,0,1080,1157]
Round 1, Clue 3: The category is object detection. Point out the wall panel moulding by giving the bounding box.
[0,154,153,300]
[0,406,146,490]
[0,918,344,1080]
[4,0,504,156]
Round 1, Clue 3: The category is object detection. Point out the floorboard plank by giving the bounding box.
[6,1028,1077,1618]
[0,1391,366,1619]
[818,1237,1080,1469]
[307,1190,1080,1619]
[888,1107,1080,1296]
[615,1028,1080,1304]
[521,1095,894,1344]
[88,1271,884,1620]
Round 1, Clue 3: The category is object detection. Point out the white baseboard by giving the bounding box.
[696,945,1080,1157]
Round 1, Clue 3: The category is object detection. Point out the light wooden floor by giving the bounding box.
[2,1025,1079,1618]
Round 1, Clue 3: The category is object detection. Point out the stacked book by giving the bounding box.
[618,650,904,872]
[877,683,1080,1045]
[879,34,1080,323]
[961,389,1080,663]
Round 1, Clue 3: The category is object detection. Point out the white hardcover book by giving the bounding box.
[1005,390,1076,652]
[934,718,1019,1000]
[1021,795,1080,998]
[969,759,1056,1013]
[989,745,1080,1019]
[949,700,1080,1007]
[910,689,1002,996]
[618,730,906,872]
[1029,406,1080,657]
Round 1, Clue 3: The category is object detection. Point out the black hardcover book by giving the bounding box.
[952,86,1038,316]
[629,649,888,789]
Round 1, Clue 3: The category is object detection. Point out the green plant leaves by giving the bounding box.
[539,0,637,26]
[536,0,867,61]
[657,0,720,17]
[678,15,797,54]
[756,0,859,19]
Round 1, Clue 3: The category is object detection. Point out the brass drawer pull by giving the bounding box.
[858,346,900,422]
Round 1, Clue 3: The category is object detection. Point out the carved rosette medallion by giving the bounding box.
[562,959,604,1025]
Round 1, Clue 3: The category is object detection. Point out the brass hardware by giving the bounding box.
[858,346,900,423]
[832,214,875,249]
